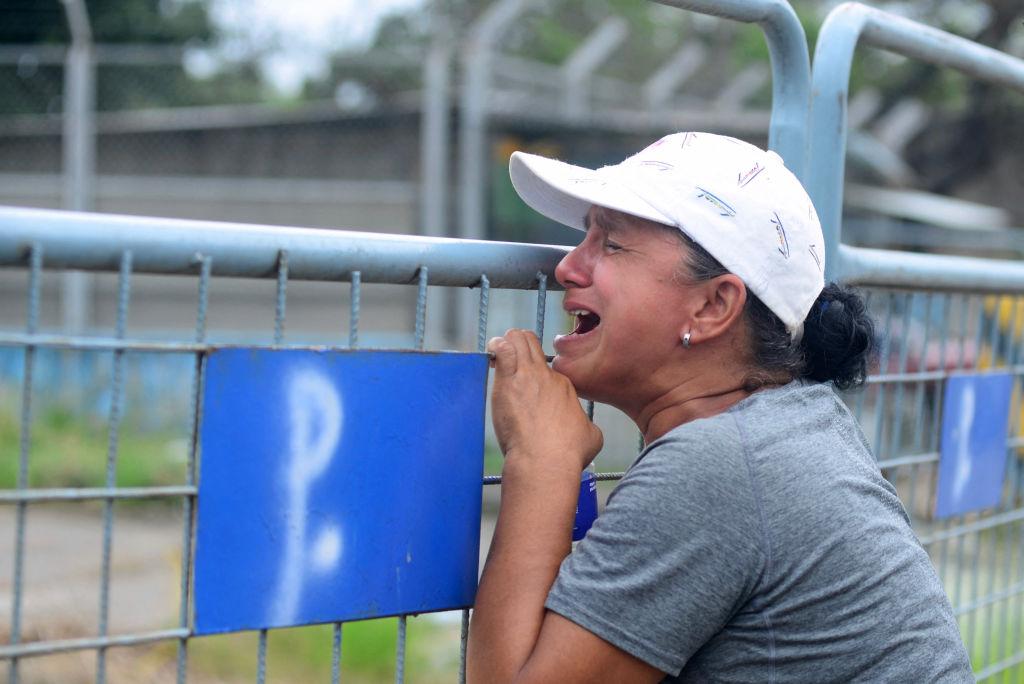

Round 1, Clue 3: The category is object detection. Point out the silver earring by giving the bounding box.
[682,331,691,348]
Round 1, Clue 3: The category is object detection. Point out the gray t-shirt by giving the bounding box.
[546,380,973,682]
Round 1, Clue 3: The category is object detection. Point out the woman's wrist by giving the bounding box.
[501,448,585,485]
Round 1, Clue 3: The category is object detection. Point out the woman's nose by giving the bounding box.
[555,243,592,289]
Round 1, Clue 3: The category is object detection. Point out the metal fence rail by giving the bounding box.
[806,1,1024,287]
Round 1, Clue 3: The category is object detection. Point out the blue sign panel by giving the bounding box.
[194,349,488,635]
[935,373,1013,519]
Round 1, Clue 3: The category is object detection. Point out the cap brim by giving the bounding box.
[509,151,674,231]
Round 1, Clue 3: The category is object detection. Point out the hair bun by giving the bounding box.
[801,283,875,390]
[818,298,844,318]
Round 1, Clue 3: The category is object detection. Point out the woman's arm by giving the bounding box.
[466,329,662,683]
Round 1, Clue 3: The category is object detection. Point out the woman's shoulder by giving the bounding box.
[645,380,838,452]
[729,379,855,440]
[648,381,868,473]
[646,406,744,457]
[734,378,838,411]
[632,408,749,486]
[727,380,880,487]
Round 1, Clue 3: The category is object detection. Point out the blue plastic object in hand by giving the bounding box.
[572,467,598,542]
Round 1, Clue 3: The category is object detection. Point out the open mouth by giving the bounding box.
[569,309,601,335]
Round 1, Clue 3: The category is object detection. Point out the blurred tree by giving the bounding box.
[300,0,1023,221]
[302,0,690,105]
[0,0,213,44]
[0,0,267,114]
[887,0,1024,197]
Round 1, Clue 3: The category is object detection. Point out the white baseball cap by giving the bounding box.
[508,132,825,341]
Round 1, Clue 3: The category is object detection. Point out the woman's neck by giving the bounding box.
[634,381,755,444]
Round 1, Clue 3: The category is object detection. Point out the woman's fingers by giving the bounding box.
[486,328,601,468]
[487,335,518,377]
[502,328,546,366]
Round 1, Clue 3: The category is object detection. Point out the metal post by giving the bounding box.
[176,254,211,684]
[458,0,541,344]
[256,629,267,684]
[331,622,343,684]
[421,5,455,346]
[477,275,491,354]
[349,271,361,348]
[60,0,95,334]
[415,266,429,349]
[8,244,42,684]
[535,272,547,341]
[653,0,811,180]
[96,250,133,684]
[395,616,407,684]
[274,250,288,345]
[642,43,707,110]
[561,17,630,119]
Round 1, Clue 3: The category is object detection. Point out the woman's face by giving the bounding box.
[552,207,699,408]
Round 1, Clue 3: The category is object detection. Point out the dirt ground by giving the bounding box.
[0,504,499,683]
[0,504,185,683]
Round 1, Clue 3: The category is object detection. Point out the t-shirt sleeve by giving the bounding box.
[544,416,766,676]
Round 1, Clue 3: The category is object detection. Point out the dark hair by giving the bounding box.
[677,232,875,391]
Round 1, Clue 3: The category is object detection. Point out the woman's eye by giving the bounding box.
[605,241,623,252]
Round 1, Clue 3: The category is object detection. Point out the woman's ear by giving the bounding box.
[688,275,747,342]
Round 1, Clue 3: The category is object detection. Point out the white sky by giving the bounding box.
[209,0,426,95]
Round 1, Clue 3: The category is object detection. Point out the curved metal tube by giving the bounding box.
[807,2,1024,283]
[654,0,811,180]
[458,0,538,243]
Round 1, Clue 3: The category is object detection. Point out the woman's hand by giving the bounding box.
[470,329,604,682]
[487,329,603,472]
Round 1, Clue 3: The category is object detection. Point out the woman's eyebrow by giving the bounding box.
[583,212,619,236]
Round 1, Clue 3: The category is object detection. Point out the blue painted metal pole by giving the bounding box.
[807,2,1024,284]
[653,0,811,181]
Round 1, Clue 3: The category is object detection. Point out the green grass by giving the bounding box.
[164,616,462,682]
[484,446,503,477]
[0,401,187,489]
[961,601,1024,682]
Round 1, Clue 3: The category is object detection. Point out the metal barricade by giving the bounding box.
[808,3,1024,679]
[0,206,567,682]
